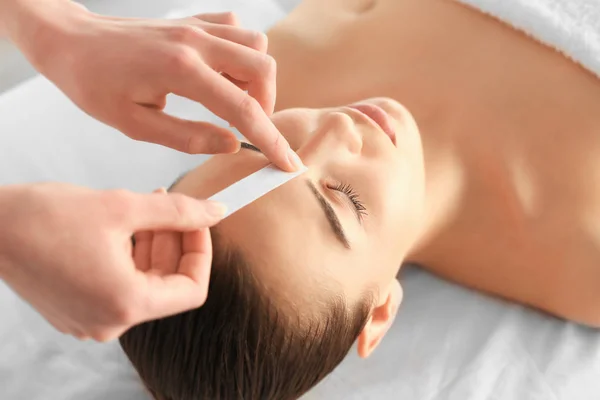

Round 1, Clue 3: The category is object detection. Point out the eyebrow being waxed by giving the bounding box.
[208,162,309,219]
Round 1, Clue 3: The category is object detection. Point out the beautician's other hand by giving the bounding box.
[0,183,225,342]
[0,0,301,172]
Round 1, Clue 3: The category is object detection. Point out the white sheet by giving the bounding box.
[1,1,600,399]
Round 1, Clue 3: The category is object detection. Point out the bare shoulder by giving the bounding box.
[418,230,600,328]
[418,156,600,328]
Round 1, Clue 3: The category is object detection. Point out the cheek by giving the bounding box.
[339,252,400,296]
[359,156,419,248]
[362,156,409,215]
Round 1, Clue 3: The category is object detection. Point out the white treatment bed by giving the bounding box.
[1,1,600,399]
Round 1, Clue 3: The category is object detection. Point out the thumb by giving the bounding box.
[125,192,227,232]
[141,228,213,319]
[128,107,241,154]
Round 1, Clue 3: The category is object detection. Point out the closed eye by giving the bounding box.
[327,182,367,222]
[306,180,351,249]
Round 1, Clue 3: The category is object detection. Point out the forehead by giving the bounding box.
[170,149,354,298]
[216,180,339,299]
[218,178,320,256]
[171,150,270,200]
[170,107,323,197]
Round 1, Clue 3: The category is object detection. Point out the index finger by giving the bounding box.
[119,192,226,231]
[171,64,299,171]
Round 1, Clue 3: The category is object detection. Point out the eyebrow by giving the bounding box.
[239,146,351,248]
[306,180,351,249]
[240,142,261,153]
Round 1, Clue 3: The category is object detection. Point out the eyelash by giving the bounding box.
[328,182,368,219]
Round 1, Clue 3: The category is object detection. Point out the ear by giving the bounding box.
[357,279,403,358]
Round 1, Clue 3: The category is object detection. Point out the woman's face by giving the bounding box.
[171,97,425,305]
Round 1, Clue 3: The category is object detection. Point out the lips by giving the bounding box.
[348,103,397,146]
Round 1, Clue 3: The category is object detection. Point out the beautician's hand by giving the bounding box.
[0,183,225,342]
[0,0,302,171]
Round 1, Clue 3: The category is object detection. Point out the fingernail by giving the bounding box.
[206,201,227,219]
[287,148,304,170]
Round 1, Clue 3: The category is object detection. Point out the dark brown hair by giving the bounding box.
[119,229,373,400]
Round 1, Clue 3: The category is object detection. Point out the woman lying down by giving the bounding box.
[119,0,600,398]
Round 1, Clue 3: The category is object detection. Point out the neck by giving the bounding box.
[404,105,471,264]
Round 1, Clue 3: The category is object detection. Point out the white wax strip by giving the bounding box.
[208,164,308,219]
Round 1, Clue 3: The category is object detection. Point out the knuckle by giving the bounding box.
[168,25,200,43]
[236,95,260,122]
[184,134,196,154]
[168,193,192,221]
[259,54,277,76]
[106,188,132,205]
[125,128,142,141]
[273,128,283,149]
[107,188,132,201]
[166,46,198,74]
[111,297,137,326]
[222,12,239,26]
[252,31,269,52]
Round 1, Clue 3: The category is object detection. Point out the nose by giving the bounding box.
[313,111,363,155]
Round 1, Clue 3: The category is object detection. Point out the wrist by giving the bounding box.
[0,0,92,72]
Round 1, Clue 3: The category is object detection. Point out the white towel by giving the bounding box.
[454,0,600,78]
